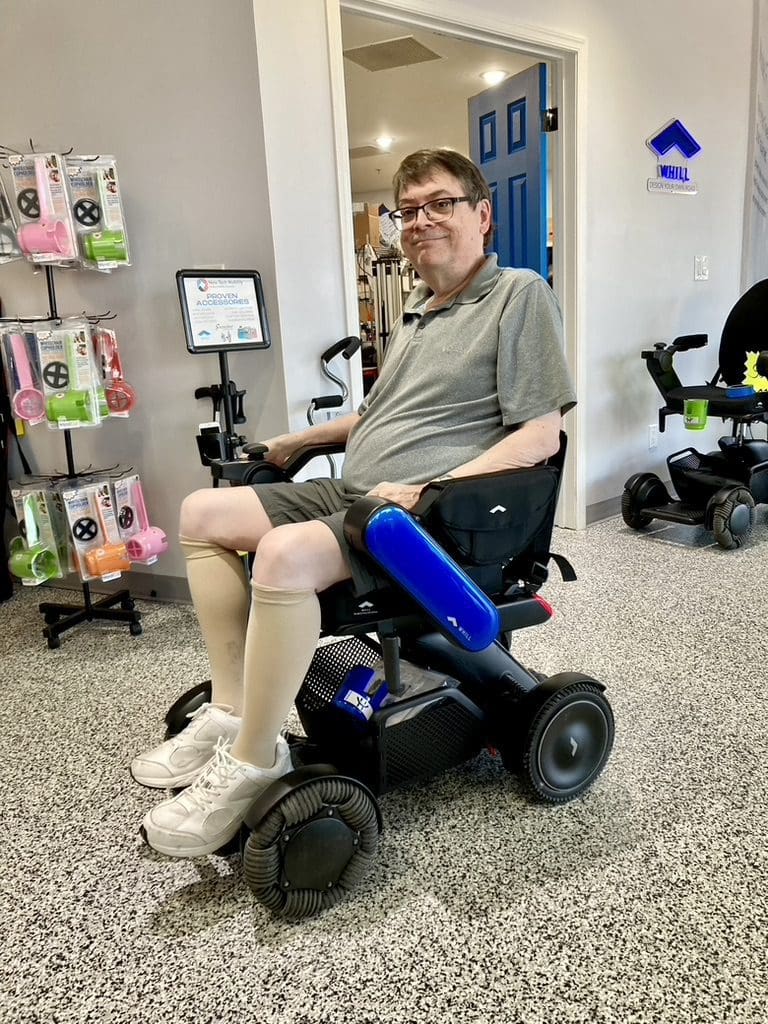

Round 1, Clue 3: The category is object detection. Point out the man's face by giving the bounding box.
[396,169,491,283]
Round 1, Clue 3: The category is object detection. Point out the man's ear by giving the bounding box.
[479,198,492,236]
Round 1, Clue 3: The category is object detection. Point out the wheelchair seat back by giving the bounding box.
[318,432,569,642]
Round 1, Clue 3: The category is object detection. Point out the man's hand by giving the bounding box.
[367,481,424,510]
[260,432,301,467]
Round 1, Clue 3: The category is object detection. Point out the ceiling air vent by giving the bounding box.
[343,36,443,72]
[349,146,382,160]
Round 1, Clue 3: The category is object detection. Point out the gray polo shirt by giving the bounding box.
[341,254,576,494]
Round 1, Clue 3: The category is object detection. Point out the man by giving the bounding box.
[134,148,576,858]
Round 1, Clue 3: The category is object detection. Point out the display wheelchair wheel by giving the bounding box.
[621,472,669,530]
[707,486,755,550]
[505,674,614,804]
[164,680,212,738]
[242,765,381,920]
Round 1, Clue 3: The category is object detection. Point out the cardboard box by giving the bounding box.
[353,204,380,249]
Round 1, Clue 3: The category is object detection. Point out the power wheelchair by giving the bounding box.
[622,279,768,549]
[164,431,614,919]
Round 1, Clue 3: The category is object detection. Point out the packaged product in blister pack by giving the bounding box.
[7,153,78,264]
[92,327,137,416]
[0,174,22,263]
[0,326,46,425]
[7,485,71,586]
[114,473,168,564]
[61,479,131,582]
[34,320,106,429]
[65,156,130,270]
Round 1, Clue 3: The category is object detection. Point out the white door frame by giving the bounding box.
[325,0,588,530]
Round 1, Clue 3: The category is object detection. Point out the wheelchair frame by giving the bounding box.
[163,430,615,919]
[623,329,768,549]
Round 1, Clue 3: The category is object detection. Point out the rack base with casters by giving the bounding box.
[39,581,141,649]
[9,265,144,647]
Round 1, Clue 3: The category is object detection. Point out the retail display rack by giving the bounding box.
[0,144,162,648]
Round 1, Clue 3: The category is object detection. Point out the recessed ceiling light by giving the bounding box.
[375,136,394,150]
[481,70,507,86]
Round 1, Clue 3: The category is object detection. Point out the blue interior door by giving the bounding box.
[469,63,548,275]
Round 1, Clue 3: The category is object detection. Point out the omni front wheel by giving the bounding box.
[709,486,755,549]
[243,770,381,919]
[519,679,614,803]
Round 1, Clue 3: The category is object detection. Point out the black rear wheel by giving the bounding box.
[621,488,652,529]
[519,682,614,803]
[621,472,669,530]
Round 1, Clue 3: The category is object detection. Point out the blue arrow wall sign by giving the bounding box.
[647,118,702,159]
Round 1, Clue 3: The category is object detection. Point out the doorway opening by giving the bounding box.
[331,2,585,528]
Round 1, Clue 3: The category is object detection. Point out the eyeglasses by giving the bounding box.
[389,196,471,229]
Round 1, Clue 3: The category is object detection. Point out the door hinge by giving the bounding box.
[543,108,559,132]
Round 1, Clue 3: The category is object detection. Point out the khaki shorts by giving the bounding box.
[252,478,383,595]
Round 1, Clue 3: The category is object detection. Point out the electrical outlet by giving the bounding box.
[648,424,659,449]
[694,255,709,281]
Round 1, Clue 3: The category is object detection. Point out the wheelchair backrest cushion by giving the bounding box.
[422,465,560,568]
[719,278,768,386]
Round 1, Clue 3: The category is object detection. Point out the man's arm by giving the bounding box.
[368,410,562,509]
[440,410,562,477]
[261,412,361,467]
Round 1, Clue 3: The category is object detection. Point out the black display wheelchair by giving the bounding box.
[164,430,615,919]
[622,279,768,549]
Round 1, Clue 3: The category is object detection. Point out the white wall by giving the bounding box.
[342,0,754,507]
[250,3,362,436]
[0,0,290,583]
[0,0,757,591]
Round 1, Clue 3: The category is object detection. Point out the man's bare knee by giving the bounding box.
[253,522,350,592]
[179,490,215,540]
[179,487,273,551]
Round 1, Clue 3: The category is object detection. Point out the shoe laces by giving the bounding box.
[185,702,212,724]
[184,737,240,812]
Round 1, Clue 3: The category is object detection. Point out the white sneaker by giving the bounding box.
[130,703,241,789]
[141,736,293,858]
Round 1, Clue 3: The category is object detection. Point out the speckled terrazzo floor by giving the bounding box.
[1,514,767,1024]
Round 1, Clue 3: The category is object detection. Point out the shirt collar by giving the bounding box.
[403,254,502,315]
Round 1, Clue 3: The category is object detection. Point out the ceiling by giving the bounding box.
[341,11,538,200]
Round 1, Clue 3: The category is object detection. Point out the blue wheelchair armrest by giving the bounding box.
[344,497,501,652]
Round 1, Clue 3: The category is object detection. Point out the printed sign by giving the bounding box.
[646,118,701,195]
[176,269,271,354]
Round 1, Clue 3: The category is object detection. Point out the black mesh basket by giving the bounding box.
[296,637,487,796]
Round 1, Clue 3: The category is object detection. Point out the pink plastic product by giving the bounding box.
[9,333,45,422]
[125,479,168,562]
[17,156,76,258]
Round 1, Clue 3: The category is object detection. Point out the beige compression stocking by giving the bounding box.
[230,582,321,768]
[179,536,251,713]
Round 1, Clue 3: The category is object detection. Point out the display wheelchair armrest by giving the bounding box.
[206,439,348,486]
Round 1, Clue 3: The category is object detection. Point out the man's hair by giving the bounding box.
[393,149,492,209]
